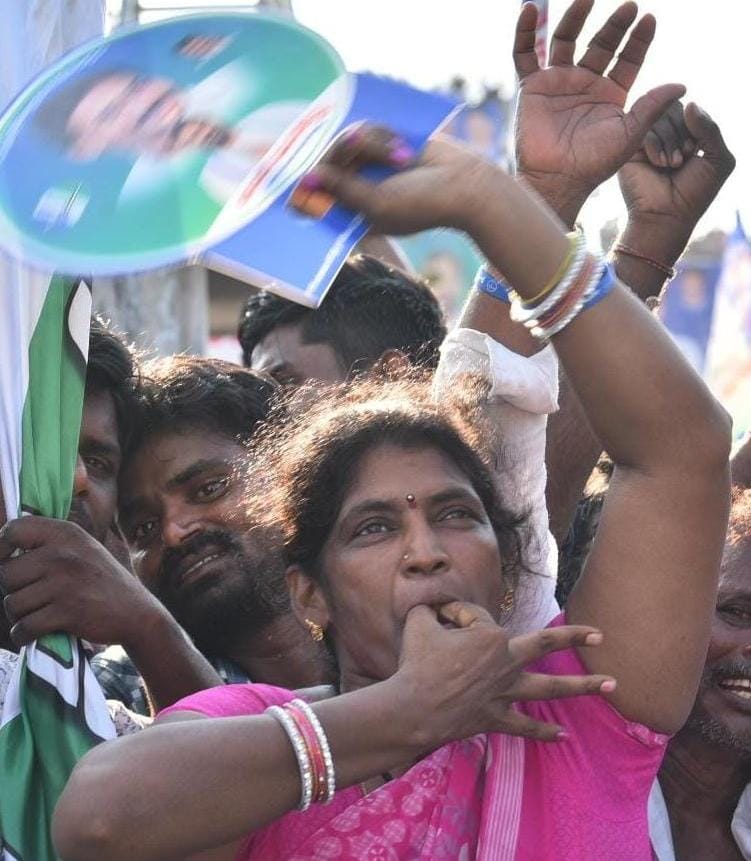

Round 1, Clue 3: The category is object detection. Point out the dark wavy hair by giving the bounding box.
[124,356,279,465]
[247,376,528,595]
[238,254,447,373]
[87,317,139,453]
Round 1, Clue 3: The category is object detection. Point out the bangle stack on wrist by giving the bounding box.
[267,698,336,811]
[510,231,617,340]
[473,229,619,339]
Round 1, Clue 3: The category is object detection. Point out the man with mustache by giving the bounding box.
[100,356,329,713]
[0,320,220,724]
[650,488,751,860]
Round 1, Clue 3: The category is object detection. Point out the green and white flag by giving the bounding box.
[0,276,115,861]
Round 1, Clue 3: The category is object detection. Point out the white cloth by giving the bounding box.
[0,0,104,111]
[0,649,151,736]
[433,328,560,635]
[649,778,751,860]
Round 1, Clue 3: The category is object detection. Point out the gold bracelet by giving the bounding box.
[524,230,580,307]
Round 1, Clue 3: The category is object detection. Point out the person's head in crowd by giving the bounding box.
[72,318,139,544]
[118,357,291,660]
[247,376,526,681]
[680,487,751,754]
[0,318,137,649]
[239,254,446,387]
[0,317,136,541]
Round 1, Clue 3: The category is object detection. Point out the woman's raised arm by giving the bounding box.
[308,125,732,733]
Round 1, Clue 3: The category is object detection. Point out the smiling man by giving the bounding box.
[650,488,751,860]
[101,356,329,713]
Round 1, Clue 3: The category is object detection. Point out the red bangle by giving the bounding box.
[612,243,676,280]
[284,702,327,804]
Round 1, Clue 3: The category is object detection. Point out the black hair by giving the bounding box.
[238,254,447,373]
[86,317,139,452]
[556,455,612,606]
[125,356,278,465]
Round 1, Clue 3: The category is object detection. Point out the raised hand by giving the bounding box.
[395,602,614,746]
[293,122,573,300]
[292,124,490,236]
[618,101,735,262]
[514,0,685,225]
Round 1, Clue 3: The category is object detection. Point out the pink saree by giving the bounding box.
[161,618,667,860]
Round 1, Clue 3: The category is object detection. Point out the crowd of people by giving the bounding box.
[0,0,746,858]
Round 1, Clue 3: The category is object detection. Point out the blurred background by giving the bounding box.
[96,0,751,433]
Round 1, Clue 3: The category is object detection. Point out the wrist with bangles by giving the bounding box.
[473,229,617,340]
[267,698,336,811]
[610,241,677,281]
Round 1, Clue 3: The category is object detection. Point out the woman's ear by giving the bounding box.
[286,564,331,633]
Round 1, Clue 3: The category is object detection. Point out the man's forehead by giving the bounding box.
[251,322,344,383]
[250,323,303,370]
[80,388,120,449]
[124,430,246,487]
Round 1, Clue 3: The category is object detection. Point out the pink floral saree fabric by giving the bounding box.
[161,617,668,860]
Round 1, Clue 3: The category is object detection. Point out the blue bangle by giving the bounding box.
[582,262,618,310]
[474,266,511,303]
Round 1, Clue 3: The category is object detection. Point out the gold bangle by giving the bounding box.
[524,230,580,307]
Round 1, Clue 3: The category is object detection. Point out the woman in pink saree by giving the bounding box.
[53,5,732,859]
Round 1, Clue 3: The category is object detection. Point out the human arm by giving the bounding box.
[546,102,735,543]
[299,125,730,732]
[53,606,610,861]
[512,1,735,542]
[0,517,222,713]
[463,153,731,734]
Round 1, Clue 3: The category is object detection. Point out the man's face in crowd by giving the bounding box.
[0,389,119,539]
[687,534,751,753]
[118,428,286,656]
[0,388,120,649]
[250,322,346,387]
[67,73,186,159]
[70,388,122,544]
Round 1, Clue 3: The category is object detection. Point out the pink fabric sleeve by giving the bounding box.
[157,683,295,720]
[516,613,670,860]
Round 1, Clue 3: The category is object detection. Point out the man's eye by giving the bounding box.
[84,456,113,475]
[720,606,751,624]
[195,477,230,501]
